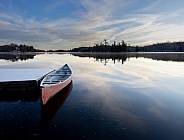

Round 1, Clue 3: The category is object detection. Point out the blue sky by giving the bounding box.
[0,0,184,50]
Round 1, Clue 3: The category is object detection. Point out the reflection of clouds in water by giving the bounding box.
[76,81,152,134]
[113,58,184,89]
[70,56,184,134]
[127,58,184,77]
[1,53,184,137]
[148,107,167,121]
[76,81,172,134]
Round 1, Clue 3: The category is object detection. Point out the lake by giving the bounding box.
[0,52,184,140]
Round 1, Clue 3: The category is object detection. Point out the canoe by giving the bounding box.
[40,64,72,105]
[41,81,73,128]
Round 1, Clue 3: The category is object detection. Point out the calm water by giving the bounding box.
[0,52,184,140]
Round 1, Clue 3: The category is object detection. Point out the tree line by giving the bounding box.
[71,39,129,52]
[134,41,184,52]
[1,40,184,53]
[70,39,184,52]
[0,43,44,52]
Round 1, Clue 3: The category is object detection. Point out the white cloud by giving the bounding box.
[107,5,184,46]
[139,0,163,12]
[0,0,184,49]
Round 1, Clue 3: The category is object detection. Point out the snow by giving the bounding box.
[0,69,54,82]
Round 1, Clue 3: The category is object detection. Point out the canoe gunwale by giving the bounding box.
[40,64,72,87]
[40,76,70,87]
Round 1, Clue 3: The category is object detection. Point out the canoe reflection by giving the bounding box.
[0,90,40,102]
[41,81,73,128]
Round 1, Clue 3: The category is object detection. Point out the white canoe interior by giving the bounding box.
[41,64,72,87]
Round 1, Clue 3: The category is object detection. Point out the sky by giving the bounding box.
[0,0,184,50]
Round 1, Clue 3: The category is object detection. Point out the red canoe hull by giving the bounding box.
[41,76,72,105]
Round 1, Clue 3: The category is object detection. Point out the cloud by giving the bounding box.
[0,0,184,49]
[108,6,184,46]
[139,0,163,12]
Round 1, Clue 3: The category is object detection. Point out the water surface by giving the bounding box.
[0,52,184,140]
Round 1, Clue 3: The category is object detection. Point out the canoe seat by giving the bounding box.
[42,82,57,84]
[43,81,51,82]
[49,74,71,76]
[51,80,60,82]
[42,80,64,85]
[57,70,71,72]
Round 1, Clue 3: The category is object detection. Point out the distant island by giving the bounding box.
[0,40,184,53]
[70,40,184,52]
[0,43,45,52]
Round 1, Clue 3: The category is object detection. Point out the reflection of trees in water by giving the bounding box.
[0,53,38,62]
[71,53,184,65]
[130,53,184,62]
[71,53,128,65]
[94,54,127,65]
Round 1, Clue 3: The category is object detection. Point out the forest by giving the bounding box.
[1,40,184,52]
[0,43,44,52]
[70,39,184,52]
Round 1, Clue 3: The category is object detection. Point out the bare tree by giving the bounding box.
[104,39,108,46]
